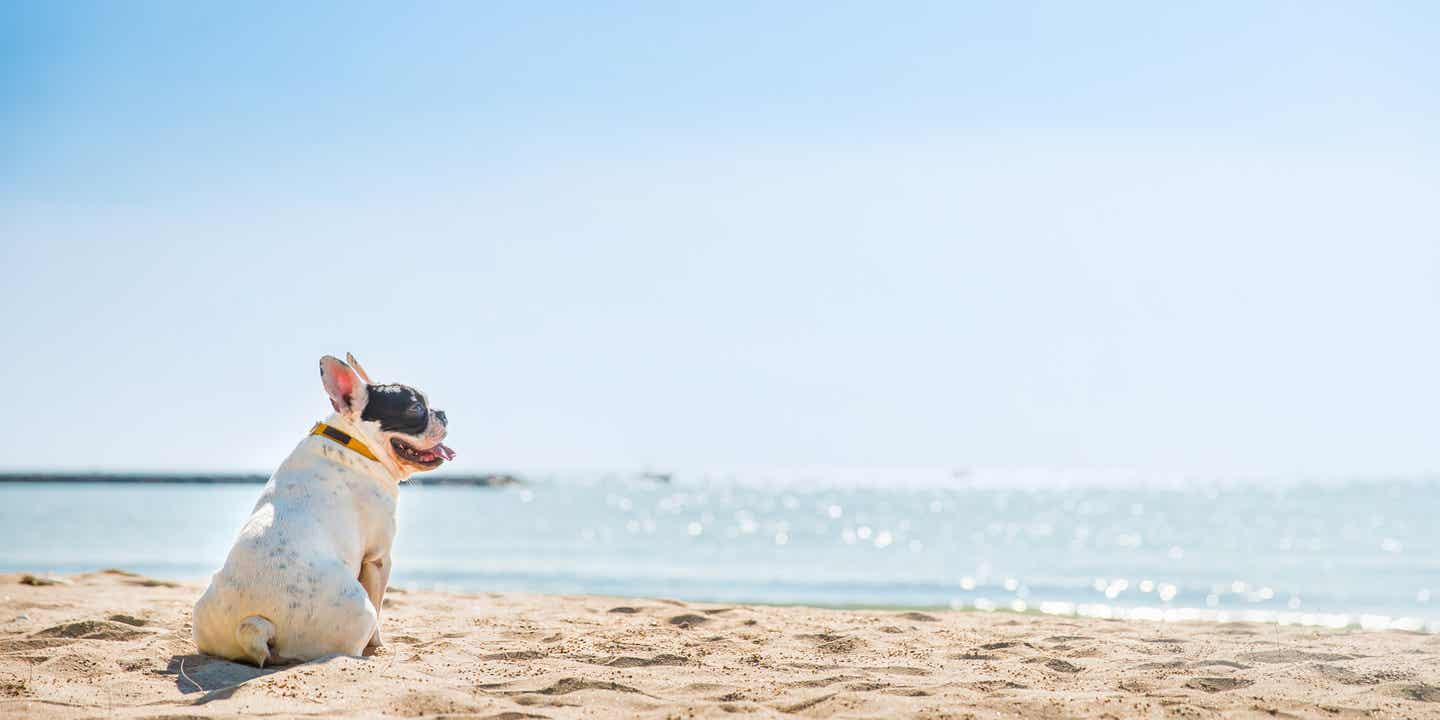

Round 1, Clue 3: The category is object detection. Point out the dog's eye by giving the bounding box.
[408,403,426,417]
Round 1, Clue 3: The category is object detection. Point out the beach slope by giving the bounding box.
[2,571,1438,718]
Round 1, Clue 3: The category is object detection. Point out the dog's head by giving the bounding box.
[319,354,454,473]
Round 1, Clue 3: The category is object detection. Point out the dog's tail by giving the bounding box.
[235,615,275,668]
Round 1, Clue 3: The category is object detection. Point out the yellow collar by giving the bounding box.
[309,422,380,462]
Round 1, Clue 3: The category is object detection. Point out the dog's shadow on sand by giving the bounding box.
[166,652,357,704]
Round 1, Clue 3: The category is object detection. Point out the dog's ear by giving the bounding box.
[320,355,369,415]
[345,352,373,384]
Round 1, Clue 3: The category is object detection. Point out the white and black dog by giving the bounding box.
[192,354,453,667]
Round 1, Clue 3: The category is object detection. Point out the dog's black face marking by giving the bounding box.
[361,384,429,435]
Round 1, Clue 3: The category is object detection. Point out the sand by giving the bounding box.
[2,571,1438,719]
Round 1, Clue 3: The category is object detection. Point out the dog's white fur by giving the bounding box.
[192,356,444,666]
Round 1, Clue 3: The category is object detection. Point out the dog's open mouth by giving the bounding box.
[391,438,456,469]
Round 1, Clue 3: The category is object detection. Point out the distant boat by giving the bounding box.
[639,471,672,484]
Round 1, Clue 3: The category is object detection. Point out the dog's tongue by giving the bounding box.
[434,443,456,461]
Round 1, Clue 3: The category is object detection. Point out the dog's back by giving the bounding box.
[192,439,392,665]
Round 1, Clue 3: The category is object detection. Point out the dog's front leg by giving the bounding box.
[358,553,392,650]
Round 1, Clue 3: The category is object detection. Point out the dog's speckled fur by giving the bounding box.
[192,355,448,666]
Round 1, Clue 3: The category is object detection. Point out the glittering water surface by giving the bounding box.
[4,474,1437,630]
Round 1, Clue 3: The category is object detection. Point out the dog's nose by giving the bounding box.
[435,409,447,426]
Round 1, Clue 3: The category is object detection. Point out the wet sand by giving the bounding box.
[2,571,1438,718]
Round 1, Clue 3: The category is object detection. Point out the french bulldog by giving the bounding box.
[192,354,453,667]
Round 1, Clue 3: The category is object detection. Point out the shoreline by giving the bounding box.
[17,568,1440,636]
[3,571,1439,719]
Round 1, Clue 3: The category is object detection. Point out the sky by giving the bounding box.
[3,2,1439,474]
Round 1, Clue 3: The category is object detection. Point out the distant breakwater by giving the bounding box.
[0,473,523,487]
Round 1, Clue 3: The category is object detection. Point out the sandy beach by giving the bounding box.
[2,571,1438,719]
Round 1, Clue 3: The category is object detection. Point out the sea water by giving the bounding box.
[3,472,1436,631]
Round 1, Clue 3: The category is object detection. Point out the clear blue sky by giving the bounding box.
[3,2,1439,474]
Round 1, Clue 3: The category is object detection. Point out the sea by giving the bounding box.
[3,470,1437,632]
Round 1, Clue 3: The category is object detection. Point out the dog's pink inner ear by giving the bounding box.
[320,356,363,413]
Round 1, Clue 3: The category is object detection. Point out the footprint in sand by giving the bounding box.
[897,612,939,622]
[0,637,73,655]
[34,620,147,641]
[1191,660,1249,670]
[776,692,839,713]
[979,641,1021,650]
[719,701,763,713]
[668,613,710,628]
[125,578,180,588]
[967,680,1027,692]
[681,682,729,693]
[1136,659,1250,672]
[1116,679,1152,693]
[841,680,887,691]
[1184,677,1254,692]
[596,653,688,668]
[789,674,862,688]
[1239,649,1355,664]
[817,637,865,654]
[480,650,547,661]
[870,665,931,676]
[1311,663,1378,685]
[511,677,652,698]
[882,686,930,696]
[1134,660,1186,670]
[386,689,487,716]
[512,695,580,708]
[793,632,865,653]
[19,574,70,587]
[38,653,102,676]
[1382,683,1440,702]
[0,679,31,698]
